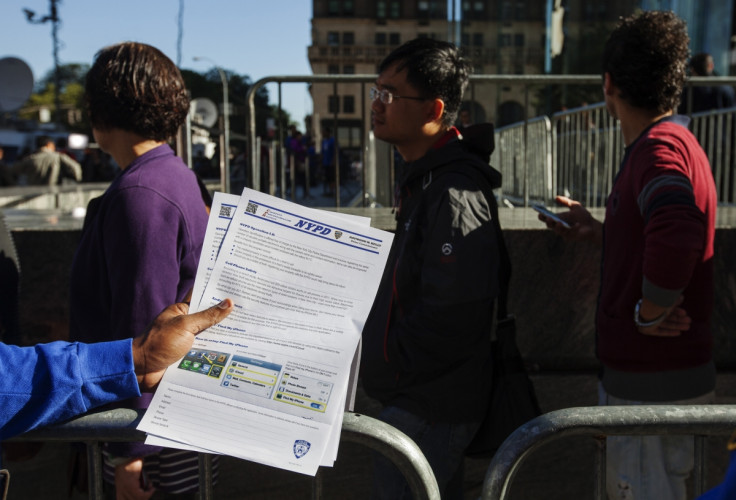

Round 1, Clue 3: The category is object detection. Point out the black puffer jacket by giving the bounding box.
[360,124,502,423]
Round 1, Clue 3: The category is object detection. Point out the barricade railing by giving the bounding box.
[6,409,440,500]
[491,116,552,206]
[245,75,605,207]
[244,75,736,207]
[550,103,623,208]
[482,405,736,500]
[691,106,736,204]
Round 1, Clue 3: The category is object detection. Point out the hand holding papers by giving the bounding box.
[139,189,393,475]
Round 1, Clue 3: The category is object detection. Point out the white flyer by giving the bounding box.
[139,188,392,475]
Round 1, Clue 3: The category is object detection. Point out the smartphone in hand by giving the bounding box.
[533,204,571,229]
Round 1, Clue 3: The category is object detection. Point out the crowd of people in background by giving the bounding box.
[0,135,117,187]
[280,123,356,199]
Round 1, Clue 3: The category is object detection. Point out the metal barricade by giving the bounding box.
[551,103,622,208]
[491,116,553,206]
[690,106,736,204]
[8,409,440,500]
[482,405,736,500]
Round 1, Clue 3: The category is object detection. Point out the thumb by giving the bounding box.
[183,299,234,335]
[555,195,575,208]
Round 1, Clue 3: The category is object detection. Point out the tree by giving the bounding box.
[18,63,90,132]
[180,68,283,143]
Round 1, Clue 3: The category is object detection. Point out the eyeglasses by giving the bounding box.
[369,86,427,105]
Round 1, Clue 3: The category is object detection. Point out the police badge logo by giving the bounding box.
[334,231,342,240]
[293,439,311,459]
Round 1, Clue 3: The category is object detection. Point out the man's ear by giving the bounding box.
[603,72,614,96]
[429,98,445,123]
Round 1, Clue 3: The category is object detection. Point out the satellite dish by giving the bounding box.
[191,97,218,128]
[0,57,34,113]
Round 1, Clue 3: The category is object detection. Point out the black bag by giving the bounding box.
[464,166,541,459]
[464,314,541,458]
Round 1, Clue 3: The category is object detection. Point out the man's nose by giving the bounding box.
[371,97,384,113]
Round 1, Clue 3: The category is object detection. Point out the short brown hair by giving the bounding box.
[85,42,190,141]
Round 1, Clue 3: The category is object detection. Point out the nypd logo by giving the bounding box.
[293,439,311,459]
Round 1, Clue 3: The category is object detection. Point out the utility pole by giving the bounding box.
[23,0,62,127]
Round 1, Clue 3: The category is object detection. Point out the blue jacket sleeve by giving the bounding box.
[0,339,140,440]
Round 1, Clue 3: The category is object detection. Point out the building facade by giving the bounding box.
[308,0,732,154]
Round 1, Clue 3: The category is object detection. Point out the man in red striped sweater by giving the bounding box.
[540,11,717,500]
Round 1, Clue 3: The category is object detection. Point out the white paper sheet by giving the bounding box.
[139,188,392,475]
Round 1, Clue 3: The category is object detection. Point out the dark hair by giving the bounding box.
[689,52,712,76]
[85,42,190,141]
[379,38,470,127]
[602,11,689,113]
[36,135,53,150]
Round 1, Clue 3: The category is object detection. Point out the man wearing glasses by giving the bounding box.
[360,38,502,499]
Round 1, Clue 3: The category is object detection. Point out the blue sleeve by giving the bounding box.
[0,339,140,440]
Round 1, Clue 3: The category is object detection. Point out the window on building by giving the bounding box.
[461,33,470,47]
[375,32,387,45]
[344,0,354,16]
[328,64,339,75]
[343,96,355,114]
[499,34,511,47]
[473,33,483,46]
[514,33,524,47]
[462,1,470,12]
[474,1,484,11]
[328,0,339,16]
[377,1,387,18]
[514,1,525,20]
[328,32,340,45]
[389,1,400,18]
[343,32,355,45]
[328,95,340,114]
[343,64,355,74]
[500,0,512,21]
[389,32,401,45]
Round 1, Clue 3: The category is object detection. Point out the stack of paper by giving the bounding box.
[139,188,393,475]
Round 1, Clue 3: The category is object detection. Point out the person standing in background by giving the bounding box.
[360,38,502,499]
[540,12,717,500]
[70,42,212,500]
[14,135,82,186]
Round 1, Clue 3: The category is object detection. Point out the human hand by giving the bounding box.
[114,458,154,500]
[637,296,691,337]
[133,298,234,391]
[537,196,602,245]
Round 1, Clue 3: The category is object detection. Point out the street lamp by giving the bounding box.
[23,0,61,127]
[193,56,230,193]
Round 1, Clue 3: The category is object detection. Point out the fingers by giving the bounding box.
[184,298,234,335]
[639,307,691,337]
[555,195,577,208]
[134,299,234,391]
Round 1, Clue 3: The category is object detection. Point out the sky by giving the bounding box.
[0,0,314,124]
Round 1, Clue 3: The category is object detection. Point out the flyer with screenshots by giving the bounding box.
[138,188,392,475]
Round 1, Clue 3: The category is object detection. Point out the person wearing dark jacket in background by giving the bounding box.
[360,38,502,500]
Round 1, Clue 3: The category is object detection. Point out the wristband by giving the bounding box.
[633,298,666,328]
